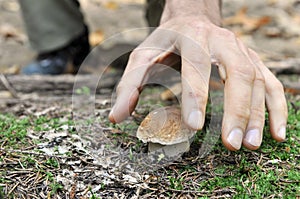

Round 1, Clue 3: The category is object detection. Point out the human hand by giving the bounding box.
[109,0,287,151]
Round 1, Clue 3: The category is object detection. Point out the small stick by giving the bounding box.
[0,74,19,98]
[0,148,68,158]
[8,181,20,195]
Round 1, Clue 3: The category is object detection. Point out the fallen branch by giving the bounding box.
[0,73,122,95]
[266,58,300,75]
[0,74,19,98]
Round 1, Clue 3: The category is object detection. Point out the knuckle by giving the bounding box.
[233,106,251,124]
[250,107,265,121]
[184,87,208,107]
[249,49,261,62]
[191,89,208,102]
[130,49,151,62]
[129,50,141,61]
[116,80,134,95]
[268,79,284,93]
[254,70,265,85]
[275,80,284,92]
[229,64,256,83]
[195,23,211,34]
[219,28,237,40]
[130,48,158,64]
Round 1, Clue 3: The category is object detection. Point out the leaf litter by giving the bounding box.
[0,88,299,198]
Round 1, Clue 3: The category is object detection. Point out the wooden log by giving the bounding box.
[0,72,122,95]
[266,58,300,75]
[1,58,299,97]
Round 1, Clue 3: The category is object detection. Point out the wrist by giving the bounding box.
[162,0,222,26]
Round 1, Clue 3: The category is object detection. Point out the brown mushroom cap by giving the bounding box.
[136,106,196,145]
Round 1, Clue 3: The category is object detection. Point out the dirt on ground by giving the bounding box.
[0,0,299,198]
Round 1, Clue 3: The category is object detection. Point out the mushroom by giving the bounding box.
[136,106,197,157]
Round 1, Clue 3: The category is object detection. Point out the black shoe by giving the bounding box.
[21,26,90,75]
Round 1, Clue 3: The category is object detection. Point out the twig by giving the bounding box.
[24,173,37,186]
[6,170,33,175]
[256,153,263,166]
[279,179,300,183]
[33,171,41,185]
[135,187,141,198]
[0,148,68,158]
[8,181,19,195]
[81,186,90,198]
[0,73,19,98]
[211,195,232,199]
[70,174,77,199]
[18,160,25,169]
[27,194,40,199]
[164,188,210,196]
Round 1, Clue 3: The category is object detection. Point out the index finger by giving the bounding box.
[109,29,177,123]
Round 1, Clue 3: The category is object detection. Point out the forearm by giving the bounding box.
[161,0,222,26]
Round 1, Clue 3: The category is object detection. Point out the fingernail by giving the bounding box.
[244,129,261,147]
[188,110,202,130]
[278,126,286,141]
[227,128,243,150]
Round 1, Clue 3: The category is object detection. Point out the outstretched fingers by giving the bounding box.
[109,24,287,153]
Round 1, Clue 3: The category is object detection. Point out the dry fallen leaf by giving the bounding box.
[269,9,300,37]
[263,26,283,38]
[89,30,105,46]
[0,24,27,43]
[292,14,300,24]
[267,0,278,5]
[69,174,77,199]
[2,64,21,74]
[104,1,119,10]
[296,37,300,45]
[284,87,300,95]
[223,7,271,32]
[0,91,13,99]
[2,1,20,12]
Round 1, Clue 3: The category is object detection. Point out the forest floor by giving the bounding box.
[0,0,299,198]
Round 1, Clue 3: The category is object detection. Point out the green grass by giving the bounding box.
[0,115,29,147]
[0,115,73,147]
[196,163,299,197]
[0,115,73,197]
[0,95,299,198]
[175,100,300,198]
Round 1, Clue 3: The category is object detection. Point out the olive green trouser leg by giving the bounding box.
[18,0,86,53]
